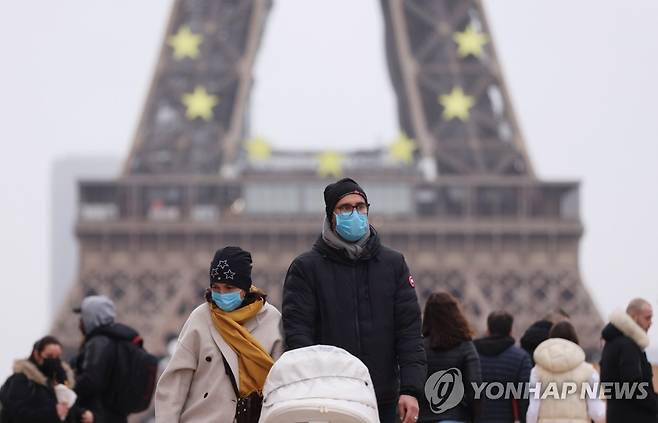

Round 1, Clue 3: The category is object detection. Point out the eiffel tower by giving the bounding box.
[53,0,603,358]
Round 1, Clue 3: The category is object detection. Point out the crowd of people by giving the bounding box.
[1,178,656,423]
[419,294,657,423]
[0,295,146,423]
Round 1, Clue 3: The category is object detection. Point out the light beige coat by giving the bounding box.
[155,302,283,423]
[532,338,599,423]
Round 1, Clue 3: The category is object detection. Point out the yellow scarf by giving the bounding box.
[209,295,274,396]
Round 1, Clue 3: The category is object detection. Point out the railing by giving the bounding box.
[78,177,580,223]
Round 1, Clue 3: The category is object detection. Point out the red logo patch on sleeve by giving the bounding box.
[408,275,416,288]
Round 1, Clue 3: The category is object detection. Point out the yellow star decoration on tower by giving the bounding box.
[439,87,475,121]
[181,86,218,121]
[389,133,417,165]
[453,25,489,58]
[245,137,272,162]
[317,151,345,178]
[168,26,203,60]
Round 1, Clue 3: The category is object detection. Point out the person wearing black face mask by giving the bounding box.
[0,335,93,423]
[40,357,68,386]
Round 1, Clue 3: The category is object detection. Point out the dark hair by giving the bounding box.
[487,311,514,336]
[543,307,570,323]
[31,335,61,357]
[548,321,579,345]
[423,292,473,351]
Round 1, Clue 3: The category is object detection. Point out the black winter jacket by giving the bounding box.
[74,323,139,423]
[419,339,481,422]
[282,230,426,404]
[474,335,531,423]
[0,359,83,423]
[600,322,658,423]
[519,320,552,364]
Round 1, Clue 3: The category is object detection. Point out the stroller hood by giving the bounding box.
[259,345,380,423]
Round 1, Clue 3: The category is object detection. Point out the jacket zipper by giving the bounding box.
[353,265,362,356]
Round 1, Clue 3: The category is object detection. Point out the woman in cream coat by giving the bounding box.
[526,321,605,423]
[155,246,283,423]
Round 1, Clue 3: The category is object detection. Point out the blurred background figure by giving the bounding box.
[600,299,658,423]
[419,292,481,423]
[526,321,605,423]
[73,295,156,423]
[0,335,92,423]
[520,309,570,364]
[474,311,531,423]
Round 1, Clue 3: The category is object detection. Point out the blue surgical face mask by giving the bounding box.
[211,291,243,312]
[335,212,369,242]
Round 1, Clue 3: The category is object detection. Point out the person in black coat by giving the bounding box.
[0,336,92,423]
[419,292,482,423]
[282,178,426,423]
[519,320,551,364]
[519,309,570,364]
[600,298,658,423]
[73,295,137,423]
[474,311,531,423]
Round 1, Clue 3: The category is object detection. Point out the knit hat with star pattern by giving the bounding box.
[323,177,368,222]
[209,246,252,291]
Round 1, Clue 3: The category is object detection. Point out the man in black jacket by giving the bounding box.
[474,311,532,423]
[73,295,138,423]
[520,308,569,364]
[600,298,658,423]
[282,178,426,423]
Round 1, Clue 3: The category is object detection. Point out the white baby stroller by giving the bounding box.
[258,345,380,423]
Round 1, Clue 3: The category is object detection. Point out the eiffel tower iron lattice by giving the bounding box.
[53,0,603,363]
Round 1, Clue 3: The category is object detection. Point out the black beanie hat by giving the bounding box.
[324,178,368,221]
[209,246,253,291]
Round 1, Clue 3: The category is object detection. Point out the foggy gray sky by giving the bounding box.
[1,1,658,380]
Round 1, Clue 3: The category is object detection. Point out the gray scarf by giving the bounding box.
[321,217,371,260]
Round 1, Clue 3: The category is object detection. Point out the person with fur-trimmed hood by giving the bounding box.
[0,336,93,423]
[600,298,658,423]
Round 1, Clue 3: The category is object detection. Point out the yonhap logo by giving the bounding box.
[423,373,651,414]
[424,368,465,414]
